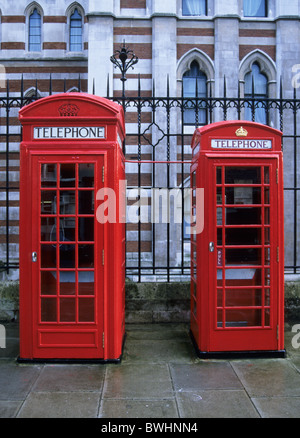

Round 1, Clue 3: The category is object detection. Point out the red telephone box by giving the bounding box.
[18,93,126,362]
[190,121,285,357]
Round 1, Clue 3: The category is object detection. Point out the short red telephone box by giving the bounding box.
[190,121,285,357]
[18,93,126,362]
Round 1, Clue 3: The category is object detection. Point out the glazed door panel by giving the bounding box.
[31,155,104,359]
[209,159,279,352]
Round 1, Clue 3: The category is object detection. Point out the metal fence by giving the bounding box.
[0,75,299,281]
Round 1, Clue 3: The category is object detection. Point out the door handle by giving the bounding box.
[209,242,214,252]
[32,252,38,262]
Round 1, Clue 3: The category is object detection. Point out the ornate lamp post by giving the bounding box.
[110,41,139,98]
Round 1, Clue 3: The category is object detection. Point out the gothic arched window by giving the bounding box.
[245,62,268,124]
[70,8,82,52]
[183,60,207,125]
[29,8,41,52]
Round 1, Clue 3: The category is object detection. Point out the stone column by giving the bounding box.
[214,0,239,107]
[151,1,179,271]
[87,0,115,96]
[275,2,300,271]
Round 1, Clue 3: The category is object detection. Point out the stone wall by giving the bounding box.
[0,279,299,325]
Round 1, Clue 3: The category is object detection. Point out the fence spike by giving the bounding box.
[106,74,110,98]
[167,74,170,98]
[138,73,141,97]
[21,75,24,101]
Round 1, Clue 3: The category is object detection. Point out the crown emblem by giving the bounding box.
[58,104,80,117]
[235,126,248,137]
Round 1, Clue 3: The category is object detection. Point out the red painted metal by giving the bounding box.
[190,121,285,356]
[18,93,126,361]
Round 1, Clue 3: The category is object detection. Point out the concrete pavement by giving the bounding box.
[0,322,300,418]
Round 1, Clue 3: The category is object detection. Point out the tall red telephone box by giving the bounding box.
[190,121,285,357]
[18,93,126,362]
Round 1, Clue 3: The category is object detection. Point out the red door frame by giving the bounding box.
[19,93,126,362]
[21,151,106,360]
[207,156,282,352]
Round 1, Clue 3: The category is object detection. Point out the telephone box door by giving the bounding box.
[209,158,280,352]
[30,154,104,359]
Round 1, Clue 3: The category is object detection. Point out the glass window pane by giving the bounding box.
[41,217,56,241]
[182,0,206,16]
[59,271,76,295]
[41,191,56,214]
[225,288,262,307]
[60,217,75,242]
[60,164,75,187]
[70,8,82,51]
[225,227,261,245]
[41,298,57,322]
[223,268,261,286]
[78,217,94,241]
[244,0,266,17]
[79,191,94,214]
[60,191,75,214]
[41,244,56,268]
[41,164,57,187]
[226,308,262,327]
[78,298,94,322]
[79,164,94,187]
[225,187,261,205]
[226,207,261,225]
[41,271,56,295]
[78,244,94,268]
[29,9,41,51]
[60,298,76,322]
[78,271,94,295]
[59,244,76,268]
[183,61,207,125]
[225,248,261,265]
[225,167,261,184]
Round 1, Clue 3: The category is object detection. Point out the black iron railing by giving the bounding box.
[0,74,299,280]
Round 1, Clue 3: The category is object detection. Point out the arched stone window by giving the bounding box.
[28,7,42,52]
[69,7,83,52]
[183,60,207,125]
[244,62,268,123]
[177,49,214,127]
[240,50,277,125]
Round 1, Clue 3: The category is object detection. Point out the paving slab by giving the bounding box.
[170,362,243,391]
[0,361,42,401]
[231,359,300,397]
[176,390,260,418]
[0,400,22,418]
[32,364,105,392]
[103,363,174,399]
[99,398,179,418]
[17,391,100,418]
[251,396,300,418]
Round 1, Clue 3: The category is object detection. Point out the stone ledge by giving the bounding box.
[0,280,299,324]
